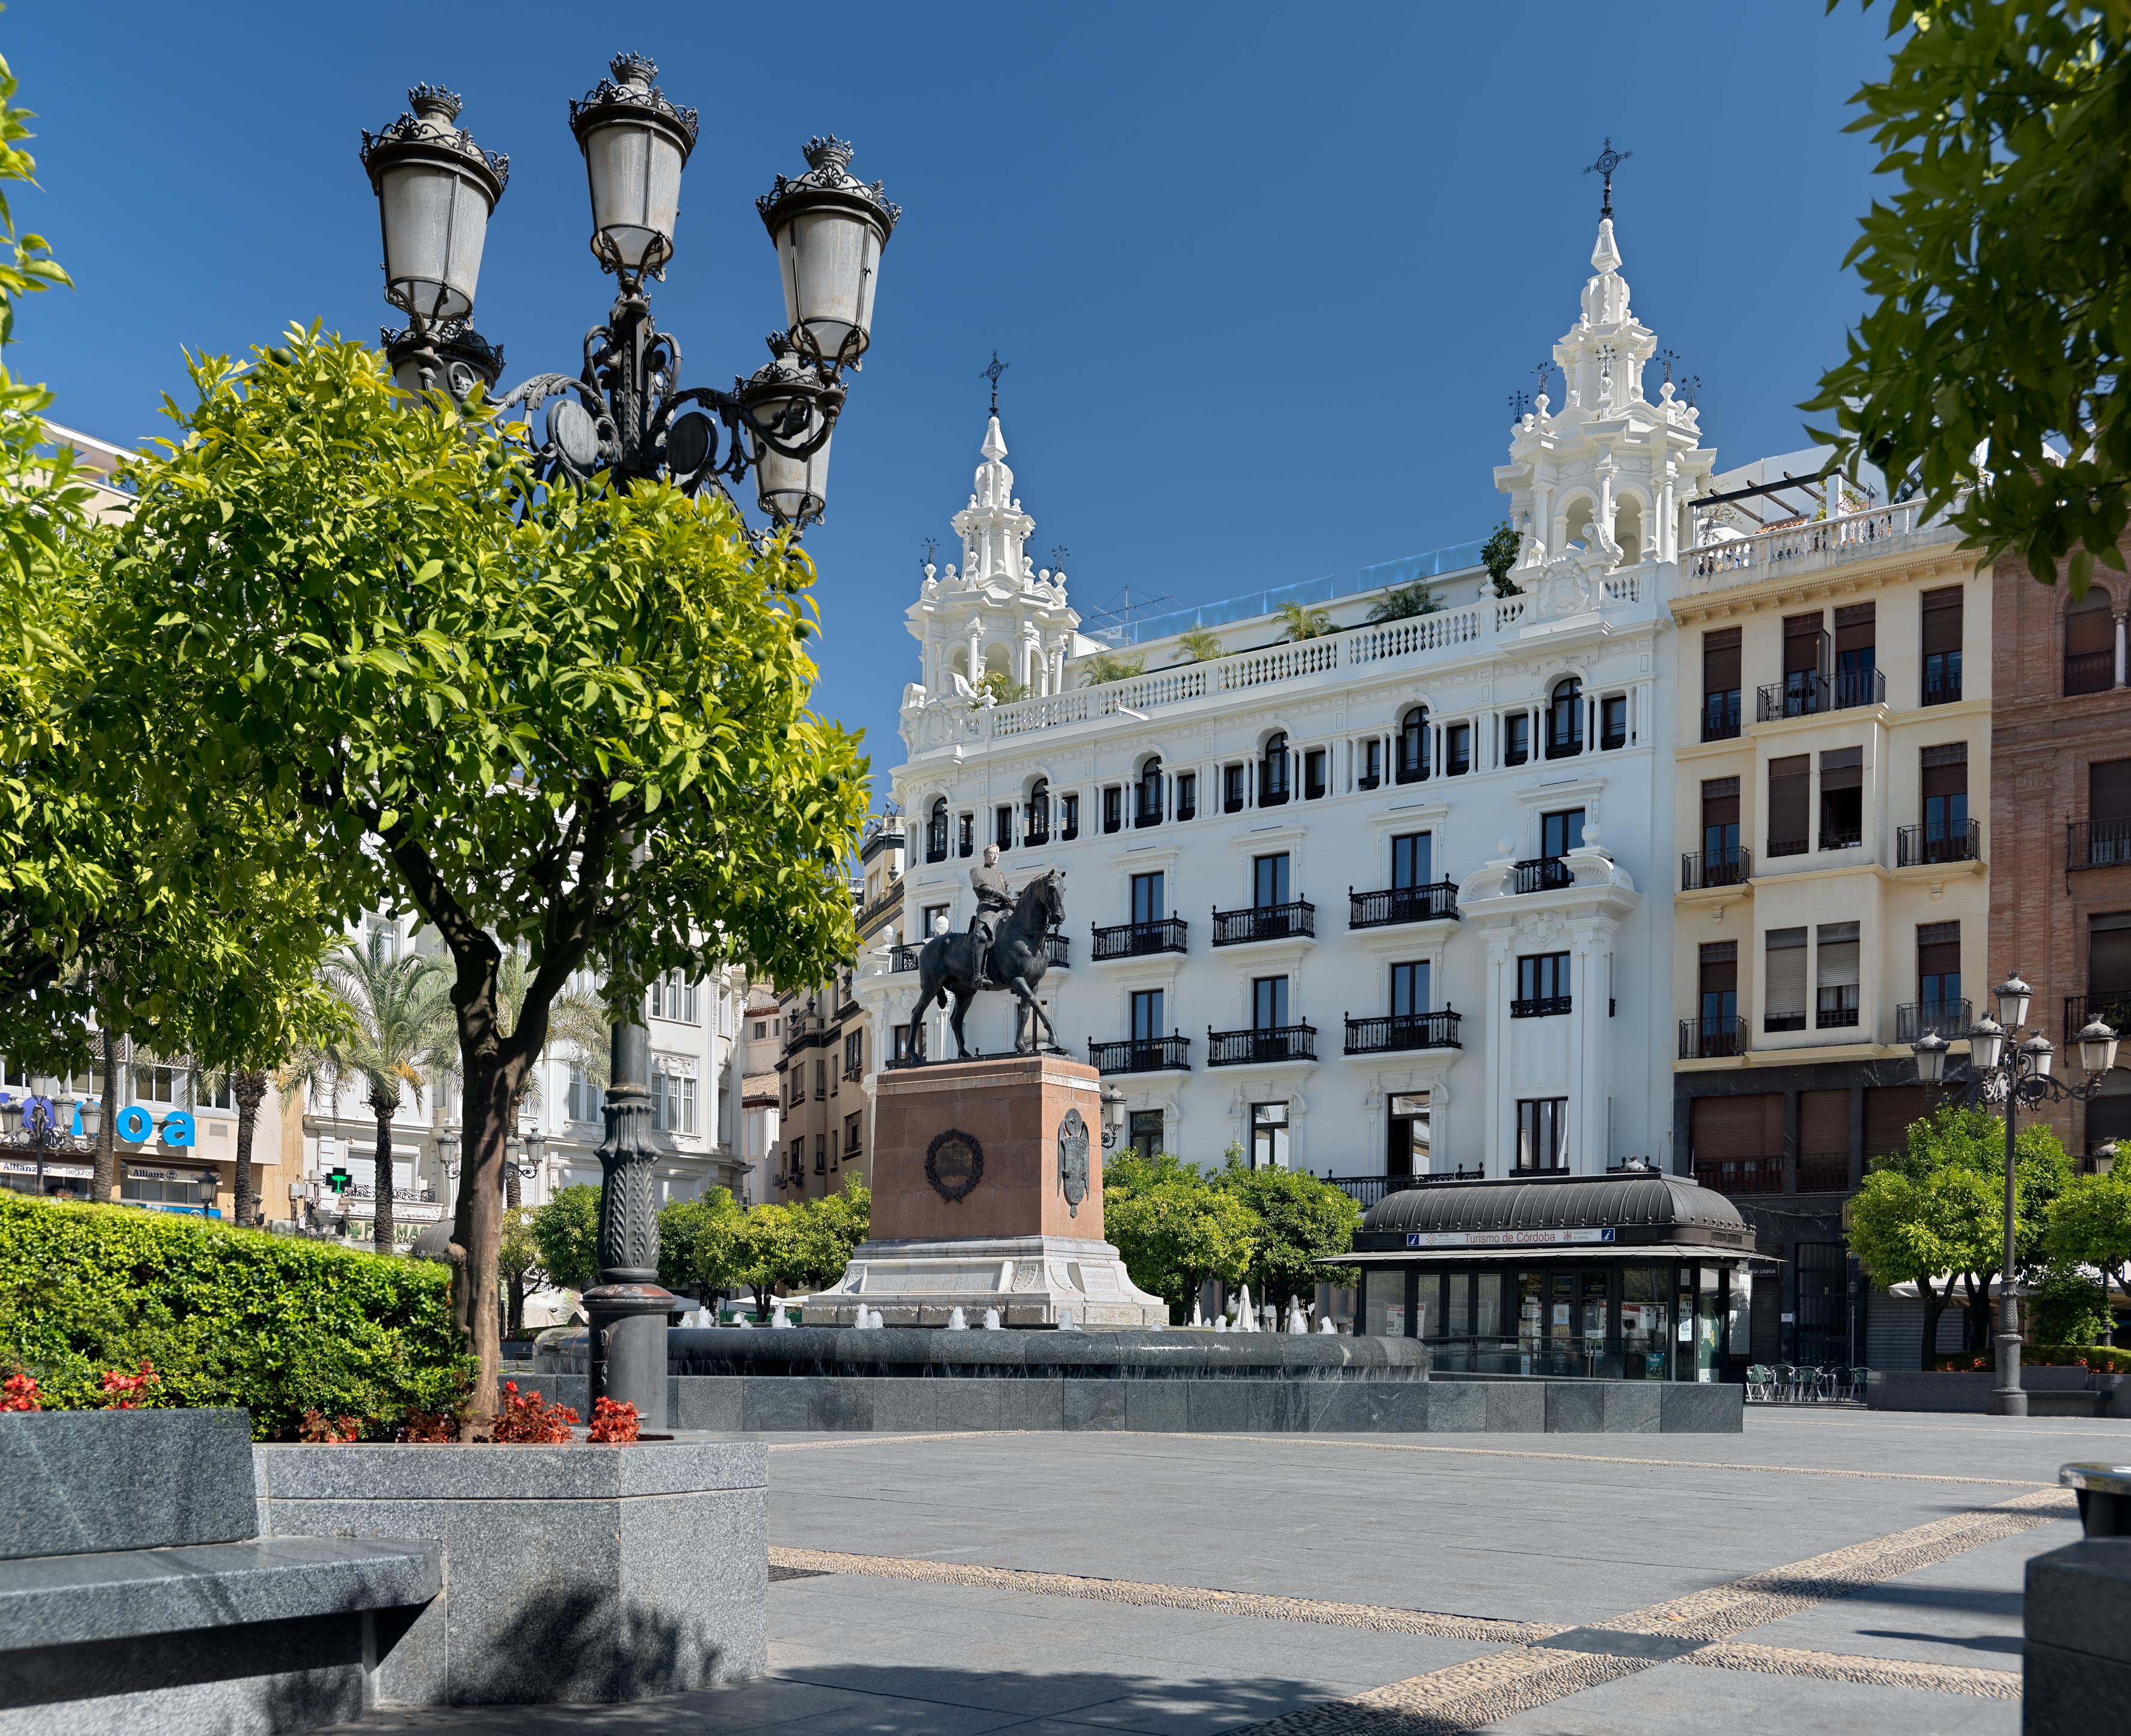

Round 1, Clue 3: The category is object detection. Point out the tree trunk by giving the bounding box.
[370,1091,396,1255]
[507,1274,525,1339]
[91,1024,117,1203]
[1919,1280,1948,1371]
[232,1070,268,1228]
[1964,1271,1996,1355]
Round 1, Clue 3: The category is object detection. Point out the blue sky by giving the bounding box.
[10,1,1893,787]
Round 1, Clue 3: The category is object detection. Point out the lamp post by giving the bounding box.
[360,57,896,1429]
[0,1081,103,1197]
[1913,972,2120,1417]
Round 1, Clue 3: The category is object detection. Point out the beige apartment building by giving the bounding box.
[1669,462,1986,1367]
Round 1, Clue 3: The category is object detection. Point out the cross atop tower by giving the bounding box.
[1584,136,1631,219]
[981,349,1010,415]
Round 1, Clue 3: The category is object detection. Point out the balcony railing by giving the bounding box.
[1686,500,1933,589]
[1511,995,1572,1019]
[1764,1010,1807,1034]
[1898,820,1981,868]
[1344,1011,1463,1055]
[1896,999,1972,1043]
[1089,1035,1192,1075]
[2064,994,2131,1047]
[1796,1151,1851,1193]
[1819,823,1863,851]
[1677,1017,1747,1060]
[1045,932,1071,968]
[1767,836,1809,860]
[1681,848,1750,892]
[1511,856,1573,894]
[888,943,920,973]
[1702,690,1742,742]
[2065,649,2115,696]
[2067,818,2131,871]
[1756,666,1887,722]
[1348,880,1460,928]
[1694,1156,1783,1195]
[1323,1169,1483,1209]
[1921,664,1962,707]
[1816,987,1860,1030]
[1090,917,1189,961]
[1212,900,1315,945]
[1208,1023,1317,1066]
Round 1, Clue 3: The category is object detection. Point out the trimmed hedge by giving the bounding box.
[1932,1343,2131,1374]
[0,1194,471,1438]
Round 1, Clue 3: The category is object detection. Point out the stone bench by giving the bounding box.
[2023,1463,2131,1732]
[0,1409,438,1735]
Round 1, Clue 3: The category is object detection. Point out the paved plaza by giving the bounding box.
[337,1409,2129,1735]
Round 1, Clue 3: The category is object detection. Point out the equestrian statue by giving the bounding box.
[908,847,1065,1061]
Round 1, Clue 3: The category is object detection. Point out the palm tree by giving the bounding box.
[298,933,452,1253]
[1365,580,1442,624]
[1172,627,1225,664]
[1275,601,1335,642]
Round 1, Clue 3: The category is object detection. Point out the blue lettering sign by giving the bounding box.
[114,1104,153,1143]
[160,1111,195,1149]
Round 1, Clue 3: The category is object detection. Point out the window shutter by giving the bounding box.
[1921,587,1963,654]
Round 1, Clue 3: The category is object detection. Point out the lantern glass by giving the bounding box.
[1969,1016,2006,1072]
[79,1099,102,1141]
[524,1131,547,1167]
[0,1097,19,1136]
[773,206,884,364]
[1913,1032,1948,1085]
[2078,1017,2121,1077]
[2024,1034,2055,1078]
[378,158,494,322]
[2097,1141,2120,1175]
[752,423,834,527]
[1994,973,2032,1032]
[582,116,685,274]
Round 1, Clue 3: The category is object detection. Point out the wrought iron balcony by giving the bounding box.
[1681,848,1750,891]
[1694,1156,1783,1195]
[1348,880,1460,928]
[2064,993,2131,1047]
[1756,666,1887,722]
[1896,999,1971,1043]
[1677,1017,1747,1060]
[1511,856,1572,894]
[1766,835,1809,860]
[1815,987,1860,1030]
[1088,1035,1191,1075]
[1702,690,1742,742]
[1344,1011,1462,1055]
[2065,649,2115,696]
[1322,1168,1483,1209]
[1045,932,1071,968]
[1897,820,1980,867]
[1795,1151,1851,1194]
[1510,995,1572,1019]
[888,943,920,973]
[1090,917,1189,961]
[2067,818,2131,871]
[1208,1023,1317,1066]
[1920,663,1962,706]
[1212,900,1315,945]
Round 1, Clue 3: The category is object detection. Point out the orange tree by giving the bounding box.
[96,330,865,1423]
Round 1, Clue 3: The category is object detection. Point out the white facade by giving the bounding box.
[860,216,1715,1185]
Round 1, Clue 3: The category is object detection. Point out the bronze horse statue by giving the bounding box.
[909,870,1065,1061]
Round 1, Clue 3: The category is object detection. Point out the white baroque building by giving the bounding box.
[858,213,1716,1190]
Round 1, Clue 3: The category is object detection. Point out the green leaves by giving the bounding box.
[1808,1,2131,590]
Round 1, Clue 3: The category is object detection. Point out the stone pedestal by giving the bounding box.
[804,1054,1166,1328]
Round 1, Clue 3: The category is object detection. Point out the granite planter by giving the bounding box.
[253,1435,767,1706]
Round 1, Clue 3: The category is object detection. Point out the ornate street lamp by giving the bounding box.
[359,57,896,1427]
[1913,975,2120,1417]
[0,1084,102,1196]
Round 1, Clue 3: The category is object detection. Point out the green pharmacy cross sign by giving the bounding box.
[325,1168,353,1195]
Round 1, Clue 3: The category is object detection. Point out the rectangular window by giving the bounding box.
[1516,1098,1567,1171]
[1768,755,1810,856]
[1391,832,1432,889]
[1699,940,1738,1031]
[994,805,1013,850]
[1765,927,1808,1031]
[1921,743,1969,849]
[1223,764,1246,813]
[1599,695,1628,750]
[1502,712,1531,767]
[1917,919,1960,1011]
[1251,1101,1290,1170]
[1128,1110,1163,1161]
[1834,601,1877,696]
[844,1112,861,1156]
[1175,771,1197,821]
[1303,749,1327,800]
[1359,738,1383,790]
[813,1058,826,1100]
[1130,871,1166,925]
[1130,989,1166,1042]
[921,903,949,943]
[843,1030,864,1078]
[1253,853,1292,907]
[648,971,698,1023]
[1819,747,1863,849]
[814,1135,826,1174]
[1060,792,1080,839]
[1424,723,1461,779]
[651,1066,698,1136]
[1514,952,1570,1014]
[1701,776,1741,866]
[1921,586,1963,704]
[892,1022,916,1064]
[1540,808,1584,858]
[2088,912,2131,996]
[1102,787,1122,834]
[200,1073,234,1111]
[1252,976,1290,1029]
[958,812,974,857]
[1702,627,1742,740]
[567,1066,603,1125]
[1388,1090,1430,1177]
[1390,960,1429,1018]
[1816,921,1861,1028]
[135,1063,183,1106]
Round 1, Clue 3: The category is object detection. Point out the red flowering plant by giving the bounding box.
[299,1409,366,1443]
[99,1360,162,1409]
[2,1372,40,1411]
[586,1397,641,1444]
[491,1382,579,1444]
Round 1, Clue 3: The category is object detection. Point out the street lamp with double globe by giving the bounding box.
[0,1079,103,1198]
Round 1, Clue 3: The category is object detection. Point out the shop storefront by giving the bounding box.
[1344,1170,1760,1382]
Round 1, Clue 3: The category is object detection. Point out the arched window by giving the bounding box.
[1563,498,1594,550]
[2065,592,2116,696]
[1026,779,1050,845]
[1395,706,1430,784]
[1259,733,1291,806]
[1135,758,1163,827]
[1615,497,1644,562]
[1546,678,1584,758]
[926,797,949,863]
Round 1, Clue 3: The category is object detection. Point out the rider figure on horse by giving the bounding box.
[968,844,1012,988]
